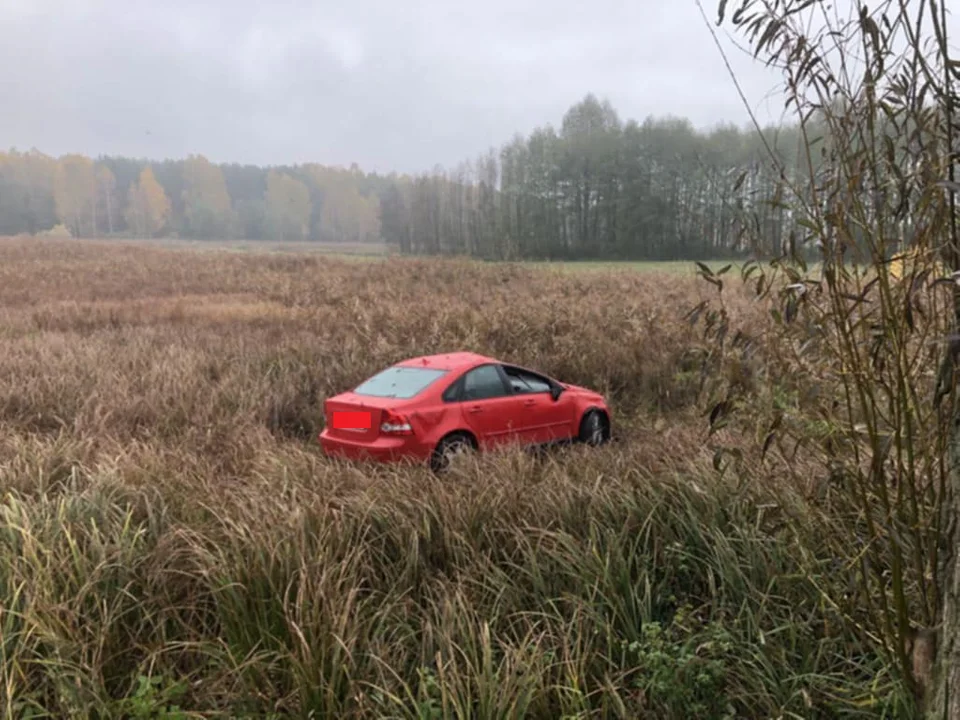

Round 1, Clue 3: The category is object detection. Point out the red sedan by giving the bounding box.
[318,352,612,471]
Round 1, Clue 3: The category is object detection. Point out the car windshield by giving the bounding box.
[353,366,449,399]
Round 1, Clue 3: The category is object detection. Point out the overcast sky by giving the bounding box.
[1,0,955,174]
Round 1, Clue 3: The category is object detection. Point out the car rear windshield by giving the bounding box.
[353,366,449,399]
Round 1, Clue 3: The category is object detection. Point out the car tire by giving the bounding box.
[431,432,477,473]
[578,409,610,446]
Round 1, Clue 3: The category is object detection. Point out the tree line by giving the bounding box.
[0,152,384,244]
[1,95,835,260]
[382,95,815,261]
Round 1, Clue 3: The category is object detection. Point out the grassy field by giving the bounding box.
[88,237,399,259]
[89,236,738,275]
[0,237,910,718]
[522,259,735,275]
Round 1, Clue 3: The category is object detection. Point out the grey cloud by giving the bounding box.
[4,0,935,175]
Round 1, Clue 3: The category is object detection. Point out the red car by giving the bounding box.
[318,352,612,471]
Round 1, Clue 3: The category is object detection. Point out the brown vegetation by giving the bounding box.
[0,237,911,718]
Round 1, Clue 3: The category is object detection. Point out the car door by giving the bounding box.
[501,365,576,444]
[454,364,524,449]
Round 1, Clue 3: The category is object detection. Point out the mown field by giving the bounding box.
[0,238,909,718]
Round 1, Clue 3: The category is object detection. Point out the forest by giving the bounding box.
[1,94,814,261]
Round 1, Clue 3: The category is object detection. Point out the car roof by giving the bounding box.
[395,351,499,372]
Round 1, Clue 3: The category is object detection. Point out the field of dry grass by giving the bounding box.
[0,238,910,718]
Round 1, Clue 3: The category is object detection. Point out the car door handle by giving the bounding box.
[468,406,483,414]
[523,399,536,407]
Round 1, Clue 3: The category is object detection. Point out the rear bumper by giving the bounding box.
[318,429,430,464]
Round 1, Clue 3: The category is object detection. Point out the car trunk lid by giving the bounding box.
[324,393,404,440]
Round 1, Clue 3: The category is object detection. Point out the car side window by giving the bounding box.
[503,366,553,394]
[462,364,509,401]
[442,378,463,402]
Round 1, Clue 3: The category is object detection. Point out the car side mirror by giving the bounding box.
[550,385,563,402]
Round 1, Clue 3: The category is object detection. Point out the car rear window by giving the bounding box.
[353,366,449,399]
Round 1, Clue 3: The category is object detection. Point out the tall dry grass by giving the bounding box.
[0,238,909,718]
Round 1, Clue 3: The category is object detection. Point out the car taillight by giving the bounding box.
[380,409,413,435]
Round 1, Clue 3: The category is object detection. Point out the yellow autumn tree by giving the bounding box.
[0,150,58,235]
[124,167,171,238]
[181,155,233,239]
[53,154,97,237]
[305,165,381,243]
[265,170,312,240]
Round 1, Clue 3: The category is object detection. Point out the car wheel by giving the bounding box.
[431,433,477,473]
[579,410,609,447]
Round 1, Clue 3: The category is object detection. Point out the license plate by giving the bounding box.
[332,411,372,430]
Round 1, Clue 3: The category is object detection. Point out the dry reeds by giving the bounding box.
[0,238,909,718]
